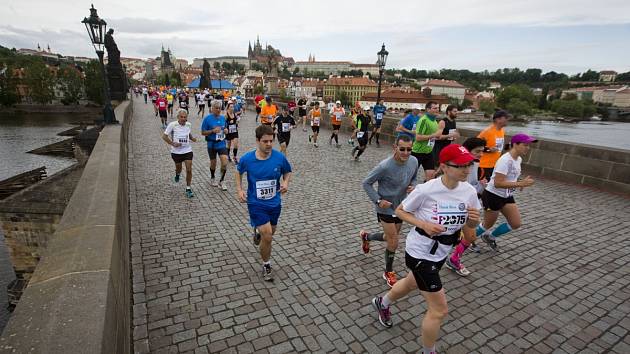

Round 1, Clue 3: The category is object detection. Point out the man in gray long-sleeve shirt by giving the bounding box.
[360,135,418,288]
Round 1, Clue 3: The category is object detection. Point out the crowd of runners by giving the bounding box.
[138,84,537,354]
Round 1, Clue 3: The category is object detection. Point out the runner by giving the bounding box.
[224,102,240,163]
[396,104,422,141]
[201,100,229,190]
[178,91,189,113]
[348,102,362,146]
[351,106,370,160]
[476,133,536,251]
[156,93,168,128]
[329,101,345,147]
[308,102,322,147]
[360,135,418,287]
[273,106,296,155]
[369,99,387,146]
[142,86,148,104]
[197,91,206,117]
[254,94,264,123]
[411,101,442,182]
[297,95,308,132]
[162,108,197,198]
[150,89,159,116]
[445,137,488,274]
[477,110,508,181]
[166,91,174,117]
[260,96,277,127]
[372,144,481,354]
[433,105,460,165]
[236,124,292,282]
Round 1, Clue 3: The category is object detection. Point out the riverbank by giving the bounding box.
[0,103,101,115]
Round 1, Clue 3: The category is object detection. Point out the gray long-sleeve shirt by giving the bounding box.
[363,156,419,215]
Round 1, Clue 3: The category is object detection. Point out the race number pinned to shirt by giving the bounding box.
[215,131,225,141]
[496,137,504,151]
[228,124,237,133]
[357,131,365,139]
[435,202,468,233]
[448,129,457,141]
[282,123,291,132]
[428,138,436,148]
[312,117,320,126]
[256,180,277,200]
[174,132,189,145]
[376,113,383,120]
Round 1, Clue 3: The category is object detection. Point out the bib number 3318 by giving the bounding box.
[256,180,277,200]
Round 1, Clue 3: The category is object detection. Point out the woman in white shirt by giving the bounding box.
[476,133,536,251]
[372,144,481,354]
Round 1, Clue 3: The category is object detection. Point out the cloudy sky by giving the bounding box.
[1,0,629,74]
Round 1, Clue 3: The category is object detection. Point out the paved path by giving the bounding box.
[129,97,630,353]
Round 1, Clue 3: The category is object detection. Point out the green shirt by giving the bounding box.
[412,114,439,154]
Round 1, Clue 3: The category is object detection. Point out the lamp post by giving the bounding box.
[82,4,117,124]
[376,43,389,105]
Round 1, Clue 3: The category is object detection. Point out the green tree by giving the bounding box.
[213,61,221,70]
[57,64,83,105]
[0,65,20,107]
[506,98,532,117]
[496,84,536,109]
[24,58,55,104]
[335,90,351,107]
[551,99,583,117]
[293,67,300,75]
[253,84,264,94]
[479,100,497,116]
[616,71,630,81]
[279,88,290,101]
[460,98,472,109]
[579,69,599,81]
[84,59,104,104]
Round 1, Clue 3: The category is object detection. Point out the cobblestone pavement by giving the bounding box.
[129,96,630,353]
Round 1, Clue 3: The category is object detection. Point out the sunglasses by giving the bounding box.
[397,147,412,152]
[446,163,473,169]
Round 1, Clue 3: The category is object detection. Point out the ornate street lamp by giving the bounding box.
[82,4,117,124]
[376,43,389,104]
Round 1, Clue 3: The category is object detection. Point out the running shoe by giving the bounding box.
[314,143,318,148]
[220,182,228,191]
[360,230,370,254]
[383,272,398,287]
[446,257,471,277]
[372,296,392,328]
[185,188,194,198]
[210,178,218,187]
[253,229,261,246]
[262,264,274,282]
[174,174,180,183]
[347,139,353,145]
[308,135,312,142]
[302,128,307,132]
[351,149,357,159]
[481,233,498,251]
[469,242,481,253]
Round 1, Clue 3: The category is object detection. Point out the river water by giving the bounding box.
[0,112,95,181]
[458,121,630,151]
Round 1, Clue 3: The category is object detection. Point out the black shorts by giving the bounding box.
[358,135,368,147]
[377,213,402,224]
[171,151,193,163]
[198,104,205,109]
[311,126,320,133]
[481,190,515,211]
[332,124,341,131]
[299,108,307,117]
[479,167,494,182]
[168,103,173,108]
[226,133,239,141]
[411,152,435,172]
[374,120,382,128]
[277,133,291,146]
[256,106,262,113]
[405,252,446,292]
[159,110,167,118]
[207,146,228,160]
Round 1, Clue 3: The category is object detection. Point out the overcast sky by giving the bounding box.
[1,0,629,74]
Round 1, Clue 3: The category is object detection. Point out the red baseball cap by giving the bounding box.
[439,144,475,165]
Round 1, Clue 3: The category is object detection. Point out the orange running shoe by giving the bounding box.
[383,272,397,288]
[360,230,369,254]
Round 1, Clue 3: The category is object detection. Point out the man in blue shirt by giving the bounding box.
[236,124,292,282]
[201,100,229,190]
[396,104,422,141]
[370,99,387,146]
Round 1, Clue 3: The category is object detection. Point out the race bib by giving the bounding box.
[448,129,457,141]
[159,102,166,108]
[335,112,343,121]
[228,124,237,133]
[376,113,383,120]
[256,180,277,200]
[435,203,468,233]
[496,137,504,151]
[312,117,320,126]
[282,123,291,132]
[507,188,516,197]
[174,132,189,145]
[180,102,187,108]
[357,131,365,139]
[428,138,436,148]
[215,131,225,141]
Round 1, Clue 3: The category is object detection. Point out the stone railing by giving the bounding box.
[0,100,134,353]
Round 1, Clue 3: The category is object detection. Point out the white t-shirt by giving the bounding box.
[164,121,193,155]
[401,178,481,262]
[486,153,522,198]
[142,87,148,94]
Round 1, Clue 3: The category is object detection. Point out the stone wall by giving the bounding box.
[0,99,134,353]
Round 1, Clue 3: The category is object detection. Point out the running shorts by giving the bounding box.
[159,110,167,118]
[207,141,228,159]
[377,213,402,224]
[374,120,382,128]
[332,124,341,131]
[248,203,282,227]
[277,133,291,146]
[481,190,515,211]
[226,133,239,141]
[411,152,435,172]
[299,108,307,117]
[256,106,262,114]
[171,151,193,163]
[311,126,320,134]
[405,252,446,292]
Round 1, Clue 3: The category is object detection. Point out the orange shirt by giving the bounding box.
[331,107,345,125]
[477,124,505,168]
[311,109,321,126]
[260,104,277,124]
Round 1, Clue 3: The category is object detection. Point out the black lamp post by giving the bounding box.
[376,43,389,105]
[82,4,117,124]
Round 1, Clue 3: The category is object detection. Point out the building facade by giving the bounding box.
[359,88,450,111]
[324,77,377,104]
[422,79,466,101]
[192,56,250,70]
[599,71,617,82]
